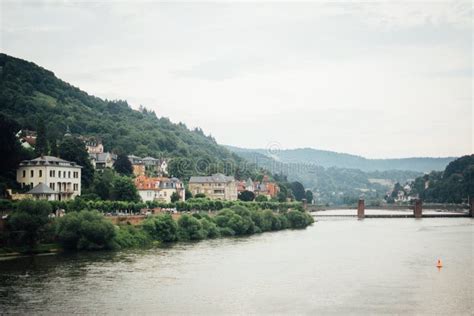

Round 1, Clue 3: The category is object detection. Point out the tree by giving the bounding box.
[58,137,94,187]
[195,193,206,198]
[255,195,268,202]
[305,190,314,204]
[290,181,306,201]
[111,176,140,202]
[8,200,52,248]
[142,214,178,242]
[90,168,115,200]
[238,190,255,201]
[170,191,180,203]
[114,153,133,176]
[0,114,32,195]
[177,214,206,240]
[35,118,49,156]
[55,210,116,250]
[185,188,193,200]
[286,210,314,229]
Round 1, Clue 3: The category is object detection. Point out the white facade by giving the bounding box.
[16,156,82,200]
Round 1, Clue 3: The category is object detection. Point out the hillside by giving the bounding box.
[410,154,474,204]
[229,148,423,205]
[0,53,247,179]
[226,146,455,173]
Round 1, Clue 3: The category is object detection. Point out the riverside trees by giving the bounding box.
[1,199,313,253]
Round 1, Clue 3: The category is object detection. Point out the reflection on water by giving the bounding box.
[0,215,472,314]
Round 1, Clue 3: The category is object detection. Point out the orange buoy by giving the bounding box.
[436,259,443,268]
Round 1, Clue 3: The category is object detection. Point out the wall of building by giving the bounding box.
[16,165,82,199]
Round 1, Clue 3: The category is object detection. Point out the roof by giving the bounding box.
[134,175,182,190]
[142,157,158,161]
[189,173,235,183]
[19,156,82,168]
[90,152,117,163]
[28,183,57,195]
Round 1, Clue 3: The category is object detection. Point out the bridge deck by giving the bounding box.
[312,213,470,218]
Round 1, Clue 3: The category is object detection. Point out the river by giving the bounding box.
[0,214,472,314]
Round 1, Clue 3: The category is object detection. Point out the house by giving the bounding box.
[89,152,117,169]
[16,156,82,201]
[129,155,168,177]
[188,173,238,200]
[134,175,185,203]
[256,176,279,198]
[80,136,104,154]
[236,175,279,199]
[16,130,37,149]
[128,155,145,176]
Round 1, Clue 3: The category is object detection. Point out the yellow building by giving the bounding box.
[188,173,238,200]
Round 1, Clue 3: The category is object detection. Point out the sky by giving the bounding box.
[1,0,472,158]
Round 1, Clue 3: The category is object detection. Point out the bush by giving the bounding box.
[142,214,178,242]
[286,210,314,229]
[177,214,206,241]
[255,195,268,202]
[8,199,52,247]
[56,210,116,250]
[115,225,151,248]
[213,207,254,235]
[199,218,220,238]
[218,226,235,237]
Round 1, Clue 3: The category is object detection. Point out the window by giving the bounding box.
[22,170,26,178]
[39,170,42,177]
[30,170,34,177]
[73,184,78,191]
[68,171,71,178]
[58,171,61,178]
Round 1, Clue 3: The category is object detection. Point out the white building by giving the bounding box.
[16,156,82,201]
[135,176,185,203]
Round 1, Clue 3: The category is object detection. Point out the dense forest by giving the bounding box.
[410,155,474,204]
[0,53,251,181]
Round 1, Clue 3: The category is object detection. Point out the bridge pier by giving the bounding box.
[414,199,422,218]
[357,199,365,219]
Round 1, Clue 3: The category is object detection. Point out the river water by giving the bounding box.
[0,213,472,315]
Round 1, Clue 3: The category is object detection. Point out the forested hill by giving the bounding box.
[0,53,245,177]
[227,146,455,173]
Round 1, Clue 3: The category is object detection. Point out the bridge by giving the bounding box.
[308,199,474,219]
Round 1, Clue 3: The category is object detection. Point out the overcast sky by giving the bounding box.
[1,0,472,158]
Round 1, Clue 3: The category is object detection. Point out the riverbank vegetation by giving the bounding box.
[0,200,313,254]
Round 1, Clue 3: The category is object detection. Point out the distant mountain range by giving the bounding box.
[226,146,456,173]
[226,145,456,204]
